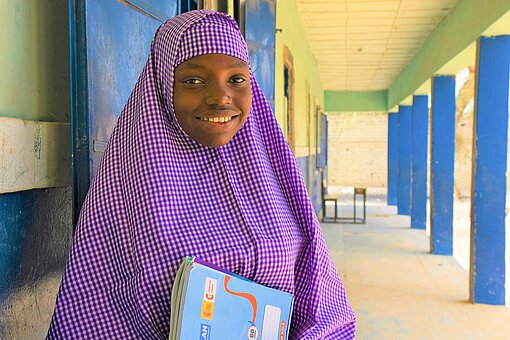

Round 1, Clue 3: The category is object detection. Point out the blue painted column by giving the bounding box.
[411,95,428,229]
[387,112,398,206]
[397,105,412,216]
[430,76,455,255]
[470,35,510,305]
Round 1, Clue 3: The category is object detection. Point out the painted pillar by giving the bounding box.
[470,35,510,305]
[387,112,398,206]
[430,76,455,255]
[397,105,412,216]
[411,95,428,229]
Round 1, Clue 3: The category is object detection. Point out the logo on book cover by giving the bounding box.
[200,301,214,320]
[199,323,211,340]
[203,277,217,302]
[247,325,258,339]
[201,277,217,320]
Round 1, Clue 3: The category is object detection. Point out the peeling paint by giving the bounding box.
[0,117,71,193]
[34,124,41,161]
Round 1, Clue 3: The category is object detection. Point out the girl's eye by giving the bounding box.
[183,78,204,85]
[230,76,247,84]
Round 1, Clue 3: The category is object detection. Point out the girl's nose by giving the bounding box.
[206,85,231,106]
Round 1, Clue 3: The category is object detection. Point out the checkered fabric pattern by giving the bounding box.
[48,10,355,339]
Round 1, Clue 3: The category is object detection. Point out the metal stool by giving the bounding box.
[322,180,340,222]
[353,187,366,224]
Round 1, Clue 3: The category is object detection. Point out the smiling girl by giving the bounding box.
[48,10,355,339]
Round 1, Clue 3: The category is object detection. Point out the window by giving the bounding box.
[180,0,242,28]
[180,0,199,13]
[283,46,295,153]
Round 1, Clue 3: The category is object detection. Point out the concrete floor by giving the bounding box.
[322,198,510,340]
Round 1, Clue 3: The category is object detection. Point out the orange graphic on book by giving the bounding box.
[200,301,214,320]
[223,276,258,324]
[280,320,286,339]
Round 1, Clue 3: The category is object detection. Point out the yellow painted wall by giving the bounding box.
[275,0,324,155]
[0,0,70,122]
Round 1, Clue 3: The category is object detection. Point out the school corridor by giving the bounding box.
[322,193,510,339]
[2,0,510,338]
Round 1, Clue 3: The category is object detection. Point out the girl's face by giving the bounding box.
[173,53,252,147]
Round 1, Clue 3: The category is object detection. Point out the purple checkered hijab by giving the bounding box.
[48,10,355,339]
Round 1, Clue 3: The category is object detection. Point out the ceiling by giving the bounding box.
[295,0,460,92]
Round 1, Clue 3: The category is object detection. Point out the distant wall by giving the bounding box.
[326,91,510,196]
[328,112,388,188]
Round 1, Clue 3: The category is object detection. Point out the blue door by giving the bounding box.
[319,113,328,169]
[69,0,178,219]
[245,0,276,109]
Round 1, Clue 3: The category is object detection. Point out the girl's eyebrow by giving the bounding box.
[228,60,249,68]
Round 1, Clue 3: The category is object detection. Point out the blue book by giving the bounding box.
[169,256,293,340]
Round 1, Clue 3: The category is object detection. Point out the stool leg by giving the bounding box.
[363,193,366,223]
[334,200,338,221]
[353,193,356,223]
[322,199,326,222]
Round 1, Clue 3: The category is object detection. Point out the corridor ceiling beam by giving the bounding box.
[388,0,510,109]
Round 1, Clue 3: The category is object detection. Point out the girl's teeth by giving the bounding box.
[201,117,232,122]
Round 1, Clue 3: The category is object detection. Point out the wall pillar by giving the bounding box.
[387,112,398,206]
[470,35,510,305]
[397,105,411,216]
[430,75,455,255]
[411,95,428,229]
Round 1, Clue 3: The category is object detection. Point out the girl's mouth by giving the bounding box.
[197,115,239,123]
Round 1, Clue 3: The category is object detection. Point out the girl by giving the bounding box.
[48,10,355,339]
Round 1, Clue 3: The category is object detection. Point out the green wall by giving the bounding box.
[275,0,324,150]
[325,90,388,113]
[0,0,69,122]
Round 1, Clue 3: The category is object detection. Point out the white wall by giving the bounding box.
[328,112,388,188]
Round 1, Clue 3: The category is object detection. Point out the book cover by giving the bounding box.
[169,256,293,340]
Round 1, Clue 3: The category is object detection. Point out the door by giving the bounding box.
[70,0,178,220]
[318,111,328,169]
[245,0,276,110]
